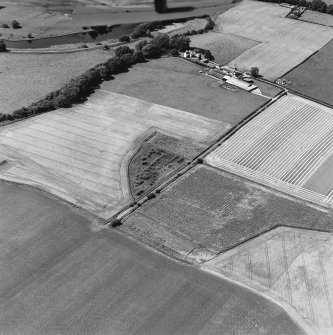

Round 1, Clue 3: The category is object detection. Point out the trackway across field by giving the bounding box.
[206,94,333,207]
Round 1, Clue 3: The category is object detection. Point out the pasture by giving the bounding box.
[0,183,306,335]
[204,227,333,335]
[0,50,114,115]
[206,94,333,207]
[102,57,267,124]
[283,40,333,106]
[0,91,226,219]
[123,165,333,258]
[299,10,333,27]
[189,31,260,65]
[216,0,333,80]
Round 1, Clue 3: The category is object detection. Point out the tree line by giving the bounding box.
[0,34,191,122]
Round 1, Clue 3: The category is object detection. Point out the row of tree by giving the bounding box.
[1,34,191,122]
[258,0,333,15]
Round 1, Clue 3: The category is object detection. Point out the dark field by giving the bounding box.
[127,165,333,255]
[0,182,306,335]
[283,40,333,106]
[102,57,267,124]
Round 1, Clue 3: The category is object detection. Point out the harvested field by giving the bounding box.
[299,10,333,27]
[129,132,203,198]
[0,50,114,115]
[102,57,267,124]
[283,40,333,106]
[0,91,226,219]
[0,183,306,335]
[204,227,333,335]
[189,31,260,65]
[161,18,207,35]
[207,94,333,207]
[123,165,333,258]
[215,0,333,80]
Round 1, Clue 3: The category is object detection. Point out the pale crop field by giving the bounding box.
[206,94,333,207]
[0,91,228,219]
[216,0,333,80]
[203,227,333,335]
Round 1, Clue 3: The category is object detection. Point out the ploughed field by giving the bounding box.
[204,227,333,335]
[0,91,226,219]
[122,165,333,261]
[101,57,267,124]
[206,94,333,207]
[0,183,306,335]
[283,39,333,106]
[215,0,333,80]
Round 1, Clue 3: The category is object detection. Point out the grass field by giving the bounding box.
[0,50,114,115]
[123,165,333,259]
[102,57,267,124]
[299,10,333,27]
[204,227,333,335]
[206,94,333,207]
[0,183,306,335]
[283,40,333,106]
[189,31,260,65]
[0,91,226,219]
[215,0,333,80]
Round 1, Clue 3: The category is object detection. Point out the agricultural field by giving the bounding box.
[128,132,203,198]
[204,227,333,335]
[0,50,114,115]
[0,91,226,219]
[189,31,260,65]
[215,0,333,80]
[102,57,267,124]
[0,183,306,335]
[282,40,333,106]
[0,2,84,40]
[161,18,207,36]
[299,10,333,27]
[122,165,333,260]
[206,94,333,207]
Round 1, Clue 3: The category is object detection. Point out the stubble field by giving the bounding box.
[102,57,267,124]
[204,227,333,335]
[0,183,306,335]
[215,0,333,80]
[206,94,333,207]
[0,91,226,219]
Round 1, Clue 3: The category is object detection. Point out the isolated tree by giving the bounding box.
[11,20,20,29]
[0,39,7,52]
[251,66,260,77]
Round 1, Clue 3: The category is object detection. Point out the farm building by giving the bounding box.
[225,77,257,91]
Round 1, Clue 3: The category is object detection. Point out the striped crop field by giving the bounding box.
[203,227,333,335]
[206,94,333,207]
[0,90,227,219]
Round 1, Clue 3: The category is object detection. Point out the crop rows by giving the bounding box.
[207,95,333,205]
